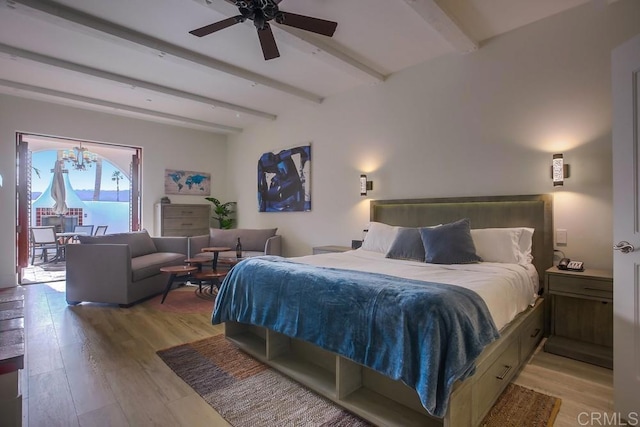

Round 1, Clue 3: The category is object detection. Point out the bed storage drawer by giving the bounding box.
[474,342,519,415]
[225,322,434,426]
[225,300,545,427]
[519,300,544,362]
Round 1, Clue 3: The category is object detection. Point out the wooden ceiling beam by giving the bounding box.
[402,0,478,53]
[0,78,242,133]
[0,43,276,120]
[274,27,386,84]
[8,0,323,104]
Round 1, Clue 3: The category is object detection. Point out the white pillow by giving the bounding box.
[361,222,400,254]
[471,228,525,264]
[518,227,535,264]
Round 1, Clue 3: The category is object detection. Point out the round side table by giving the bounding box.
[159,265,198,304]
[201,247,232,269]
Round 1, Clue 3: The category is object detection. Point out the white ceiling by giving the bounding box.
[0,0,595,135]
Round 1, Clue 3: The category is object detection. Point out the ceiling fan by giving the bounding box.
[189,0,338,60]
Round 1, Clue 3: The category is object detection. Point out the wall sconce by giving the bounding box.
[360,174,373,196]
[551,153,570,186]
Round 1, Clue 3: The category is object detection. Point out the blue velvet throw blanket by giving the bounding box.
[212,256,499,418]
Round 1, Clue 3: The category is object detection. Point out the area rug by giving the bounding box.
[157,334,561,427]
[480,383,561,427]
[144,287,215,314]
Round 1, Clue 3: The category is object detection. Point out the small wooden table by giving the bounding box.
[159,265,198,304]
[202,247,231,270]
[544,266,613,368]
[186,253,235,298]
[192,270,228,296]
[218,257,243,268]
[184,257,213,272]
[312,245,352,255]
[52,231,89,262]
[57,231,88,244]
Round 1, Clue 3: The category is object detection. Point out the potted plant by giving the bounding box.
[205,197,236,229]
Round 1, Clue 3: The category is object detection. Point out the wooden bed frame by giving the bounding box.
[224,194,553,426]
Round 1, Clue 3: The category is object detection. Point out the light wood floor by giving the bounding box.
[5,282,613,426]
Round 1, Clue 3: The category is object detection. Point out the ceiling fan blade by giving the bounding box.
[257,23,280,60]
[278,11,337,37]
[189,16,243,37]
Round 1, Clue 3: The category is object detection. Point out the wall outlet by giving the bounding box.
[556,229,567,245]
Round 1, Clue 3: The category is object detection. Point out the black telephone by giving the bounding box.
[558,258,584,271]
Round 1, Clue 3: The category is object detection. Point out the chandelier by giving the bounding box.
[61,144,97,171]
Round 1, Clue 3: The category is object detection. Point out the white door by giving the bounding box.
[612,33,640,418]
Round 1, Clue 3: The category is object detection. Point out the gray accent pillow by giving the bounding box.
[385,227,425,262]
[209,228,278,252]
[78,229,157,258]
[419,218,481,264]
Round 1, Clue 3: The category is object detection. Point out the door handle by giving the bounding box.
[613,241,635,254]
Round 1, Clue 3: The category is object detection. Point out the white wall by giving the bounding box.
[0,95,228,288]
[227,0,640,270]
[2,1,637,287]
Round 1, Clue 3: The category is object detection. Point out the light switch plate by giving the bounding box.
[556,229,567,245]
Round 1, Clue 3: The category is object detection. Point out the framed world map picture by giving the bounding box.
[164,169,211,195]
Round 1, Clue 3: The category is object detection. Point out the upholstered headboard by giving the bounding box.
[370,194,553,282]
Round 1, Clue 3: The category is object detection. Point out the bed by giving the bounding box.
[212,194,553,426]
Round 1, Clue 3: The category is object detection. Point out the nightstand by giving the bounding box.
[544,266,613,368]
[312,245,352,255]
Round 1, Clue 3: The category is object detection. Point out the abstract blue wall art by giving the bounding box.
[164,169,211,195]
[258,144,311,212]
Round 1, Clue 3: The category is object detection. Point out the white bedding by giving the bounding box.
[290,248,539,331]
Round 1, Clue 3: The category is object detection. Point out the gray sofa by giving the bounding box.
[189,228,282,258]
[65,230,188,306]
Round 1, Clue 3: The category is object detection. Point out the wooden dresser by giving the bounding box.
[154,203,210,237]
[543,266,613,368]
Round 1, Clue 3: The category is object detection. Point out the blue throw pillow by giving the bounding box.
[419,218,482,264]
[385,227,425,262]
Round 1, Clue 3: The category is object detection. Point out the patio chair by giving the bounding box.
[94,225,108,235]
[74,225,94,235]
[30,226,61,264]
[72,225,94,243]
